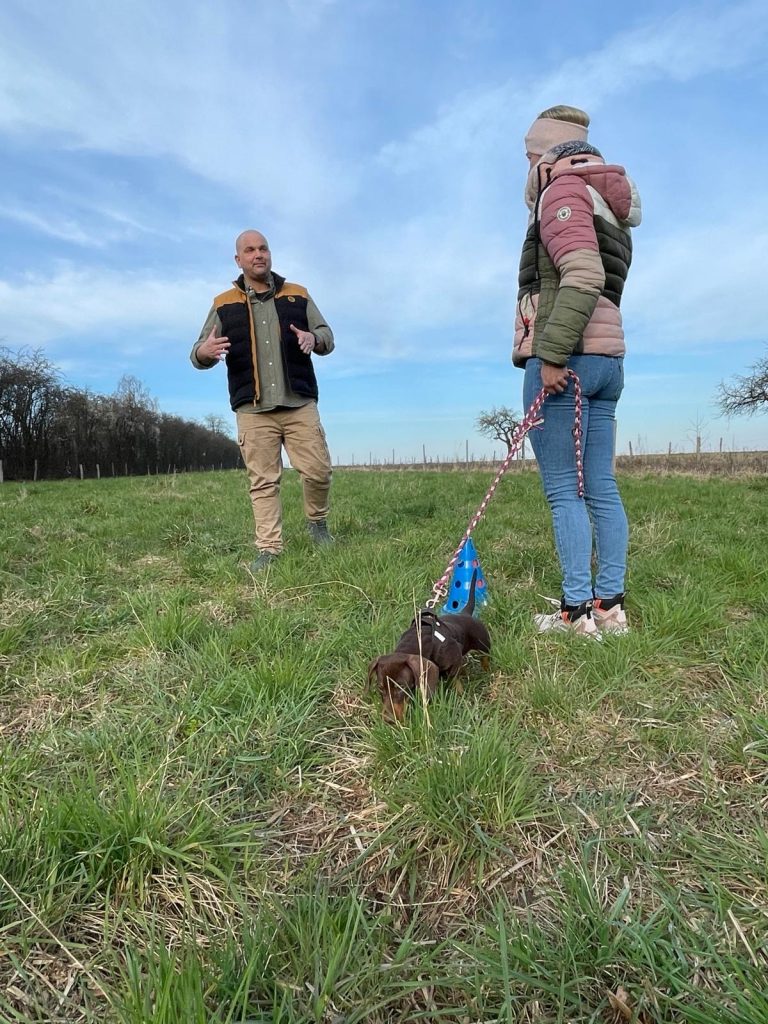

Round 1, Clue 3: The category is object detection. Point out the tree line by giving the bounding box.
[0,347,240,481]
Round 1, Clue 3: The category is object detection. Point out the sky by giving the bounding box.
[1,0,766,464]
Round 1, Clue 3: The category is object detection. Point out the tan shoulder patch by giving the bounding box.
[214,287,246,308]
[276,282,309,299]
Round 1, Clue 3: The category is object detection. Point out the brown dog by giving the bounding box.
[368,591,491,723]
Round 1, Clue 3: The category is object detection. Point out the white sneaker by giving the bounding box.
[534,597,601,640]
[592,596,629,635]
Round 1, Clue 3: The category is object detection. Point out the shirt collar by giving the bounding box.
[246,272,275,301]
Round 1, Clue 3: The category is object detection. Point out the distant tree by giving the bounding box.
[56,387,105,474]
[686,411,709,456]
[203,413,230,435]
[0,346,63,478]
[476,406,526,458]
[108,375,160,472]
[718,348,768,416]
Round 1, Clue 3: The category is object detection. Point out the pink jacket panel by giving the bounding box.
[539,176,600,267]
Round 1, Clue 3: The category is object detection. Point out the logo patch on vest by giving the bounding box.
[287,296,296,302]
[556,206,572,221]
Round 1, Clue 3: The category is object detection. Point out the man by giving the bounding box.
[191,230,335,571]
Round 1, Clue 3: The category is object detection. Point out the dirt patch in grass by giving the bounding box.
[0,691,69,739]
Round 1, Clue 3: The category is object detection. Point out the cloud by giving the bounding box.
[0,2,356,220]
[284,0,338,25]
[0,265,218,347]
[319,215,517,341]
[624,217,768,350]
[379,1,768,174]
[0,206,105,247]
[0,199,172,247]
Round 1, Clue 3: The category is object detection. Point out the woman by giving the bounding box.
[513,105,641,636]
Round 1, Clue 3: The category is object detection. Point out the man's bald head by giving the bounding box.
[234,230,272,289]
[235,229,268,253]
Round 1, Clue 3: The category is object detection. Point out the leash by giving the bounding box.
[425,369,584,610]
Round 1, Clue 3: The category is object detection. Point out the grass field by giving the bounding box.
[1,466,767,1023]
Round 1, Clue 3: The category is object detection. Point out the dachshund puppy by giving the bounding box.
[368,576,491,723]
[367,648,441,725]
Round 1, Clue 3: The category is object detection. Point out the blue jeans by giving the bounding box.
[523,355,628,605]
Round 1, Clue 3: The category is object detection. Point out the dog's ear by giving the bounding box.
[404,655,439,699]
[366,658,381,693]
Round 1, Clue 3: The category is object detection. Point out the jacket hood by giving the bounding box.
[526,154,641,228]
[554,160,641,228]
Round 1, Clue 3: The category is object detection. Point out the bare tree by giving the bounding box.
[203,413,230,435]
[718,349,768,416]
[0,346,62,478]
[476,406,526,458]
[686,411,709,455]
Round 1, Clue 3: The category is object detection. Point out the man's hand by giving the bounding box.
[290,323,316,354]
[197,325,230,363]
[541,362,570,395]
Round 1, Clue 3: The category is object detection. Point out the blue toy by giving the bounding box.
[441,536,488,615]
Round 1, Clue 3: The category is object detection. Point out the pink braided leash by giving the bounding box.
[426,369,584,609]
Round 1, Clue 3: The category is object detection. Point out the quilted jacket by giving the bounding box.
[513,155,641,367]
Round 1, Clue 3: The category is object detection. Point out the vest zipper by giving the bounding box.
[244,292,261,402]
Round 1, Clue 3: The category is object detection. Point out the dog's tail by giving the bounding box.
[464,568,479,617]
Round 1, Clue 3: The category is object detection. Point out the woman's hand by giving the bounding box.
[541,362,570,395]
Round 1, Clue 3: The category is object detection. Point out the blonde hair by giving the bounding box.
[536,105,590,129]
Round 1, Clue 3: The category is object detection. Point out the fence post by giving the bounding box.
[96,464,100,479]
[79,464,84,480]
[0,460,3,483]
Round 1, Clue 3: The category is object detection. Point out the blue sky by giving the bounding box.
[1,0,766,463]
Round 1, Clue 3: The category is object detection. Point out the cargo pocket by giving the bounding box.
[318,426,332,466]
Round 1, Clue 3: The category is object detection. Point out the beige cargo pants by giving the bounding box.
[236,402,332,554]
